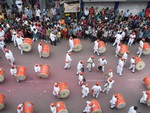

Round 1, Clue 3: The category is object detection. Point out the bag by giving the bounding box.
[81,67,84,72]
[98,66,102,70]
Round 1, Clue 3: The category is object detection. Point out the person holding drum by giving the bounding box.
[10,65,17,76]
[115,43,121,57]
[5,48,15,66]
[50,103,56,113]
[34,64,41,73]
[68,36,74,52]
[129,56,136,73]
[94,39,100,56]
[137,38,145,57]
[17,103,23,113]
[91,82,102,98]
[117,58,125,76]
[83,101,95,113]
[86,55,95,72]
[140,91,148,104]
[38,42,42,58]
[16,33,24,55]
[110,95,117,109]
[53,83,60,98]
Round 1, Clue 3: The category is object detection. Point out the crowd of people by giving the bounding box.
[0,0,150,113]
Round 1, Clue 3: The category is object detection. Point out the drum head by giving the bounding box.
[143,48,150,55]
[21,43,32,52]
[98,47,106,53]
[117,103,126,109]
[92,109,102,113]
[38,73,48,78]
[136,62,145,70]
[17,75,26,81]
[73,45,82,52]
[42,52,49,58]
[58,109,68,113]
[0,76,4,82]
[0,104,4,110]
[59,89,70,98]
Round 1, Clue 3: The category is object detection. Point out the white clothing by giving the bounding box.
[128,34,136,47]
[94,41,100,55]
[10,67,17,76]
[78,74,84,86]
[128,106,137,113]
[108,71,113,78]
[103,79,115,94]
[82,85,89,98]
[15,0,23,12]
[117,59,124,76]
[86,57,94,72]
[5,50,15,65]
[17,103,23,113]
[110,95,117,108]
[140,91,148,104]
[83,101,93,113]
[76,61,84,75]
[129,58,136,72]
[64,53,72,69]
[16,37,24,54]
[115,44,121,57]
[38,44,42,57]
[36,9,41,17]
[12,32,17,46]
[113,34,122,46]
[97,58,107,72]
[53,86,60,96]
[0,40,5,52]
[137,40,144,57]
[91,85,102,98]
[34,65,41,73]
[68,39,74,52]
[0,30,5,40]
[50,106,56,113]
[122,52,128,64]
[84,9,89,16]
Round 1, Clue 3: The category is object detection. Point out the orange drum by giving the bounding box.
[143,76,150,89]
[146,90,150,106]
[42,44,50,58]
[56,101,68,113]
[91,100,102,113]
[98,41,106,53]
[38,65,50,78]
[114,94,126,109]
[23,101,33,113]
[0,67,4,82]
[16,66,26,81]
[0,94,5,110]
[119,44,128,57]
[143,43,150,55]
[73,38,82,52]
[58,82,70,98]
[21,38,33,52]
[135,57,145,70]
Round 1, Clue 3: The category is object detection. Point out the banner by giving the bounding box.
[64,3,80,13]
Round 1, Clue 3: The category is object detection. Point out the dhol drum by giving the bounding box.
[119,44,129,57]
[16,66,26,81]
[23,101,33,113]
[21,38,33,52]
[135,57,145,70]
[38,65,50,78]
[98,41,106,53]
[58,82,70,98]
[73,38,82,52]
[0,94,5,110]
[42,44,50,58]
[143,76,150,89]
[143,43,150,55]
[0,67,4,82]
[56,101,68,113]
[114,94,126,109]
[146,90,150,106]
[91,100,102,113]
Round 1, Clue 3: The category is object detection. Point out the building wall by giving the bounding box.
[84,2,148,15]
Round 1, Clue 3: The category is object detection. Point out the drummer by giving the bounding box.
[16,33,24,55]
[38,42,42,58]
[110,95,117,109]
[17,103,24,113]
[53,83,60,98]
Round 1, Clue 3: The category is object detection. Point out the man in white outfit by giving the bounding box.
[78,72,85,86]
[110,95,117,109]
[12,31,17,46]
[97,57,107,72]
[103,78,115,94]
[137,39,145,57]
[76,60,84,75]
[5,49,15,66]
[129,56,136,73]
[38,42,42,58]
[128,32,136,47]
[105,69,113,81]
[17,103,23,113]
[91,82,102,98]
[0,38,5,53]
[113,32,122,46]
[0,28,5,41]
[115,43,121,57]
[128,106,138,113]
[50,103,56,113]
[64,52,72,69]
[140,91,148,104]
[117,58,124,76]
[53,83,60,98]
[86,55,95,72]
[16,34,24,55]
[34,64,41,73]
[15,0,23,12]
[68,36,74,52]
[10,65,17,76]
[94,39,100,56]
[82,83,89,98]
[83,101,94,113]
[122,51,129,65]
